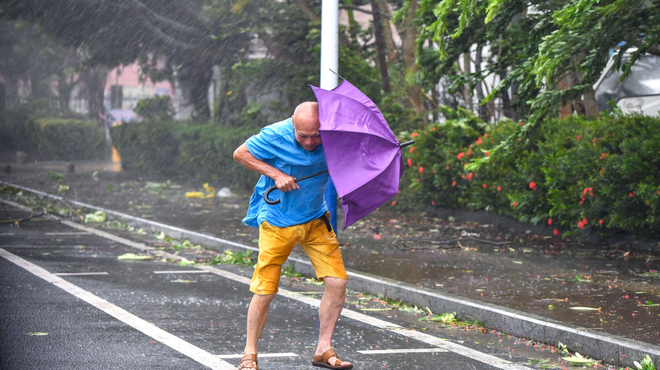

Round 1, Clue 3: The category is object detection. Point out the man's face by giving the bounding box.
[293,117,322,151]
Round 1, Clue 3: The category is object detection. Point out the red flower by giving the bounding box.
[411,132,419,138]
[476,137,483,145]
[497,186,502,192]
[419,167,424,173]
[548,218,552,226]
[578,221,585,229]
[432,200,436,205]
[407,158,412,167]
[391,201,396,206]
[592,137,597,147]
[445,165,450,170]
[468,173,473,181]
[582,217,588,225]
[452,181,457,187]
[577,135,582,141]
[630,191,635,197]
[484,151,490,156]
[599,153,607,160]
[432,127,436,131]
[409,147,416,153]
[467,149,472,156]
[483,133,488,138]
[529,182,537,191]
[457,152,465,160]
[599,219,604,226]
[483,183,487,189]
[519,121,525,126]
[512,201,518,208]
[553,229,561,236]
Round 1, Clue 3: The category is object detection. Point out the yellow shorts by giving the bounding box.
[250,213,348,295]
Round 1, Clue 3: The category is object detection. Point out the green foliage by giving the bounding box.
[134,95,174,121]
[281,264,303,278]
[110,118,259,189]
[110,119,180,176]
[175,122,260,189]
[0,108,37,151]
[413,0,660,170]
[33,118,109,160]
[633,355,656,370]
[211,249,255,266]
[404,107,660,239]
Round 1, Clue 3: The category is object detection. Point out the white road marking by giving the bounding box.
[217,353,299,359]
[358,348,448,354]
[0,248,235,370]
[154,270,209,274]
[45,232,91,236]
[53,272,108,276]
[1,198,533,369]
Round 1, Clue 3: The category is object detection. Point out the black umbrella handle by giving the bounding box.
[400,140,415,148]
[264,170,329,205]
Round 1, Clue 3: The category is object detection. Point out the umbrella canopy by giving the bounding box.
[311,80,410,229]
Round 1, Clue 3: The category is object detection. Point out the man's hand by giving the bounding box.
[234,143,301,192]
[274,173,300,192]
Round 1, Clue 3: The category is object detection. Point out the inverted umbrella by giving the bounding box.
[264,79,413,229]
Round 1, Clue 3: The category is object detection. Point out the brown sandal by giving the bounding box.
[237,353,258,370]
[311,348,353,369]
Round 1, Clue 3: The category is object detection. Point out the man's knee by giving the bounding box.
[251,293,277,308]
[323,277,348,293]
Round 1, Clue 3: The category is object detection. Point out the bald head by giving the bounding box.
[292,102,322,151]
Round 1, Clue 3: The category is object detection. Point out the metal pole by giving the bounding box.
[320,0,340,232]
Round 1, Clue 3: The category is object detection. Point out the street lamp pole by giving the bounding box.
[320,0,339,232]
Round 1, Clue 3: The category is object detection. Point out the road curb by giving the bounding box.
[2,180,659,368]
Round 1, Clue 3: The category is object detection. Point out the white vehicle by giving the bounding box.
[593,51,660,116]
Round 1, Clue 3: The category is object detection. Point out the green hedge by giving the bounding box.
[404,108,660,239]
[34,118,108,160]
[110,120,260,190]
[0,112,109,160]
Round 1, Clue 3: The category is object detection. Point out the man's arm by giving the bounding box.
[233,143,300,192]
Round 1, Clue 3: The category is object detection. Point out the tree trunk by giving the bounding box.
[371,0,390,93]
[583,86,598,117]
[499,72,512,119]
[80,66,108,121]
[376,0,396,62]
[462,53,473,111]
[474,45,488,122]
[57,73,75,114]
[400,0,423,116]
[557,71,575,119]
[510,79,521,122]
[344,0,360,47]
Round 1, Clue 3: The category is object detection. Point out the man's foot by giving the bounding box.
[311,348,353,369]
[237,353,258,370]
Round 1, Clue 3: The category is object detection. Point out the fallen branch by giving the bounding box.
[393,238,462,251]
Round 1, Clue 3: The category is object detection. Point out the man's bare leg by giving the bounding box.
[314,277,351,366]
[244,293,276,356]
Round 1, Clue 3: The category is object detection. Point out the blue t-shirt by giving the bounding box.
[242,118,329,228]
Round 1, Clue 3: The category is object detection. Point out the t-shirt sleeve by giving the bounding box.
[245,126,280,161]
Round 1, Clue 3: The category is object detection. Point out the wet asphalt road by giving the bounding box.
[0,203,546,370]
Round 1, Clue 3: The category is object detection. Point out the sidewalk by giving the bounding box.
[1,158,659,367]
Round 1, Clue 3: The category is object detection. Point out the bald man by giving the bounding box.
[233,102,352,370]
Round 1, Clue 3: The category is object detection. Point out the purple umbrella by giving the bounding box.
[264,80,413,229]
[311,80,413,228]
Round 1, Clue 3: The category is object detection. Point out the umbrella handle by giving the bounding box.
[264,170,329,205]
[400,140,415,148]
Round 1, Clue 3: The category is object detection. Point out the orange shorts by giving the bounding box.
[250,213,348,295]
